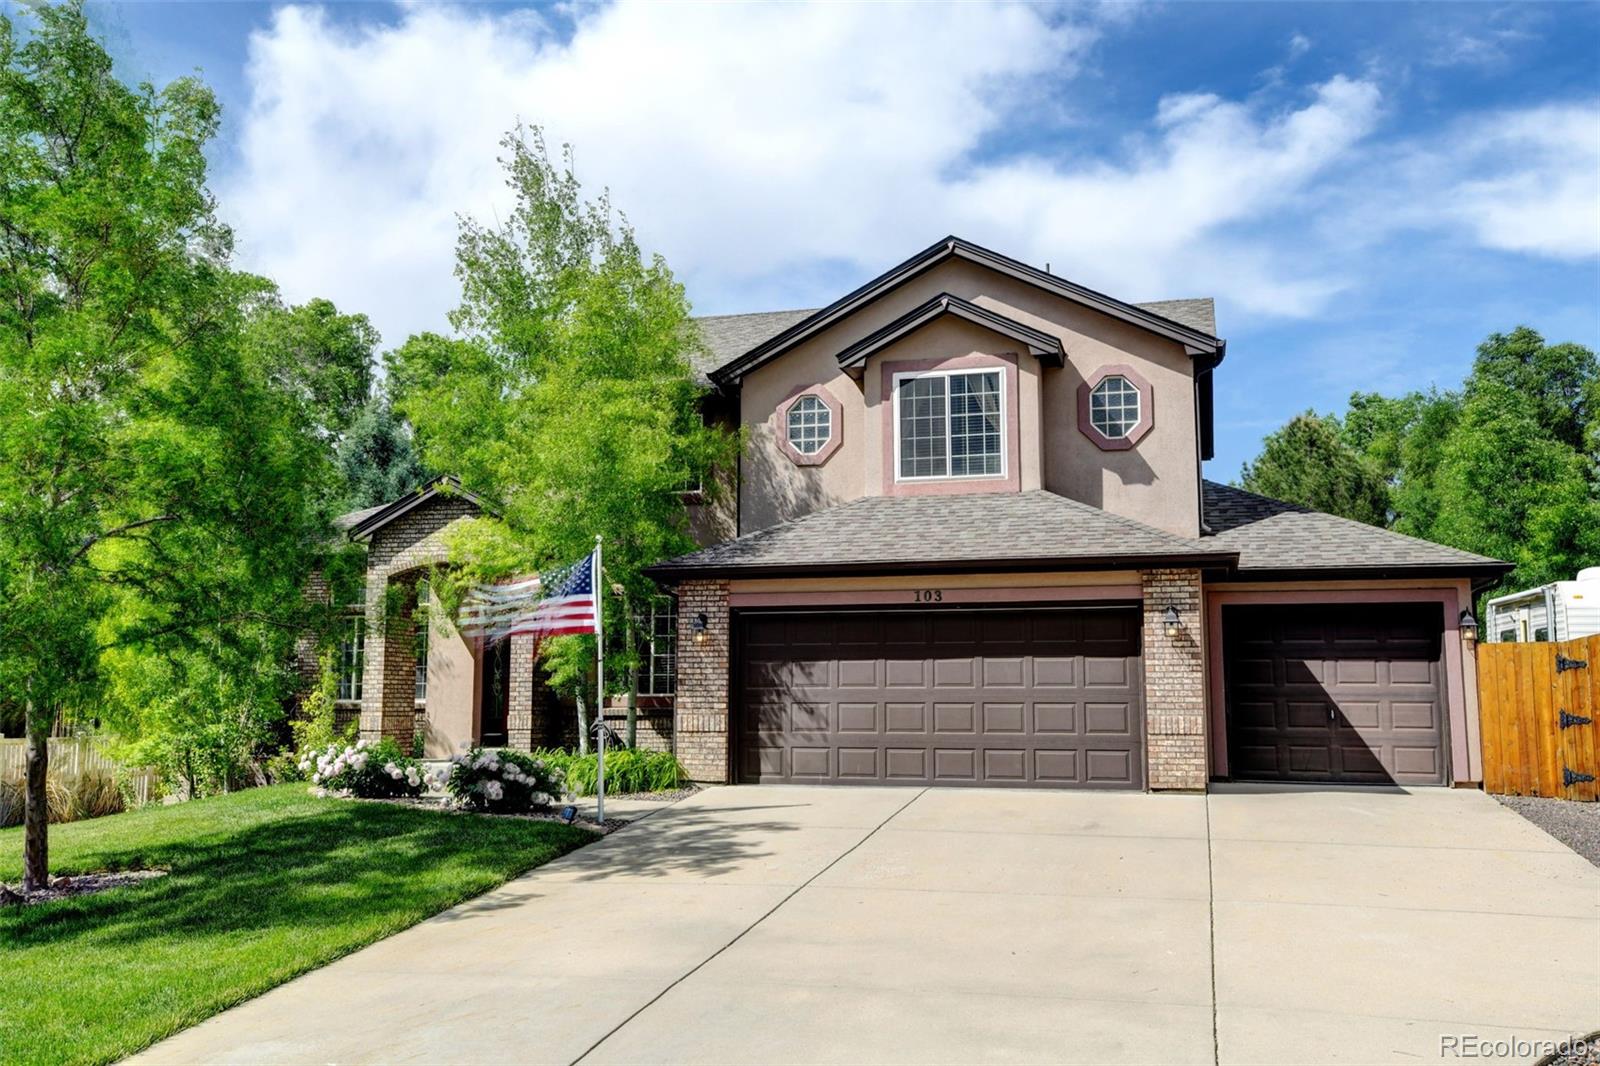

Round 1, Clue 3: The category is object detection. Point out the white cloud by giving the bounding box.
[1440,104,1600,260]
[218,1,1594,350]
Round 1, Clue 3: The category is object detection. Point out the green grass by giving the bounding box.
[0,784,595,1066]
[533,747,684,796]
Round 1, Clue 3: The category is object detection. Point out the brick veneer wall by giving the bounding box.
[507,635,535,750]
[1141,568,1207,790]
[359,495,481,747]
[674,580,731,782]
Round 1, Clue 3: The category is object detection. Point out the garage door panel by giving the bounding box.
[982,703,1026,733]
[837,703,878,733]
[885,702,928,733]
[982,657,1026,687]
[737,609,1143,788]
[983,749,1027,781]
[1225,604,1447,787]
[933,658,975,687]
[933,703,975,733]
[1032,657,1077,686]
[1033,702,1077,734]
[934,748,977,781]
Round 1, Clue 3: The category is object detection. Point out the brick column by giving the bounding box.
[1142,569,1207,791]
[506,634,535,751]
[675,579,731,783]
[359,576,418,748]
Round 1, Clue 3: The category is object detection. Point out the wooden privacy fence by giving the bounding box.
[1478,634,1599,801]
[0,737,157,806]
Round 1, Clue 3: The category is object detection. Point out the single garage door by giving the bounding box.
[1223,603,1448,786]
[736,607,1143,788]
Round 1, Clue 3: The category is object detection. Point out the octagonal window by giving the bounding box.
[786,394,832,455]
[1089,375,1141,440]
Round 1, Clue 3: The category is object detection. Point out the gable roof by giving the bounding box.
[1201,481,1510,581]
[709,236,1225,387]
[836,293,1065,370]
[690,308,818,385]
[646,490,1236,579]
[341,475,491,542]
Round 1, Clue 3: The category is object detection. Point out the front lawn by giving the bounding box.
[0,784,595,1066]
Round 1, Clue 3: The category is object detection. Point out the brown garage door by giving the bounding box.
[736,608,1144,788]
[1224,603,1448,786]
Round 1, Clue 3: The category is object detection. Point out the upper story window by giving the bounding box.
[1090,375,1140,439]
[895,369,1004,480]
[786,395,832,456]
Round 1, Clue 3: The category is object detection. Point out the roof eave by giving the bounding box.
[835,293,1065,370]
[710,235,1222,387]
[346,475,493,541]
[1211,562,1515,585]
[647,551,1240,582]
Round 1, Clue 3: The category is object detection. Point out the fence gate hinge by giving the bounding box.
[1556,655,1590,673]
[1559,710,1594,729]
[1563,768,1596,787]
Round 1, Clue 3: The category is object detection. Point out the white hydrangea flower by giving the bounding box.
[485,780,504,801]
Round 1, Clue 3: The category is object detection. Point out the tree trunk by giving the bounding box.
[23,710,49,892]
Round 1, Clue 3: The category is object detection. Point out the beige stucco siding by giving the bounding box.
[736,257,1200,536]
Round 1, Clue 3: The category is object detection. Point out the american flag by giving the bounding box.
[459,551,599,641]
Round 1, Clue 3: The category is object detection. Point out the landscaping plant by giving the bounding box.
[437,747,564,814]
[532,747,684,796]
[304,738,424,799]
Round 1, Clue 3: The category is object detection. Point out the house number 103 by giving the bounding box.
[914,589,944,603]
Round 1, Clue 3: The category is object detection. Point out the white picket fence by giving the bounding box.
[0,737,157,806]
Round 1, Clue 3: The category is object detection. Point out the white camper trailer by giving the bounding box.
[1485,567,1600,643]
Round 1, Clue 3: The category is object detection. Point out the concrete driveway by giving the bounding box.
[137,785,1600,1065]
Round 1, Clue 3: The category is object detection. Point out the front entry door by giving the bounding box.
[479,638,510,747]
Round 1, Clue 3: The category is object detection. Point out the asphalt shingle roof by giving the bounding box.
[1201,481,1507,575]
[690,309,818,384]
[649,490,1235,576]
[688,298,1217,385]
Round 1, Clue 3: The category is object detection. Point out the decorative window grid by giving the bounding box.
[1090,375,1141,439]
[895,369,1003,480]
[786,395,832,455]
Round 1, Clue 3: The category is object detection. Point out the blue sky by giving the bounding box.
[76,0,1600,478]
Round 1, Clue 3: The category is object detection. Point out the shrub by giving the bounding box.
[531,747,684,796]
[271,653,357,783]
[304,738,424,799]
[437,747,564,814]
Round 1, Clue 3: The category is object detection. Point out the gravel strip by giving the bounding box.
[1495,794,1600,867]
[1,869,168,908]
[1537,1030,1600,1066]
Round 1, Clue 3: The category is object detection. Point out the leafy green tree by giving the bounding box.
[391,128,736,747]
[1467,327,1597,453]
[1430,381,1600,595]
[0,4,340,889]
[1239,412,1390,526]
[336,394,431,510]
[245,295,379,443]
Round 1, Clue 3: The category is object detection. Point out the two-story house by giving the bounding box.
[340,236,1509,792]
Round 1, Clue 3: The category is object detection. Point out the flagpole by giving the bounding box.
[593,534,605,826]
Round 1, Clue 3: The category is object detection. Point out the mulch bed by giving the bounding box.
[1495,794,1600,867]
[0,869,168,909]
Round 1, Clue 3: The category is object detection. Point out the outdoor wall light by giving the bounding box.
[1163,605,1182,639]
[692,612,709,644]
[1459,610,1478,644]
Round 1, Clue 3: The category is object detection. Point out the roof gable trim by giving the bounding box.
[346,475,491,541]
[711,235,1223,386]
[835,293,1065,370]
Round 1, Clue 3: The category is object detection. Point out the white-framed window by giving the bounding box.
[786,395,832,455]
[337,615,365,702]
[642,598,676,696]
[413,580,429,703]
[1089,375,1141,439]
[893,368,1004,480]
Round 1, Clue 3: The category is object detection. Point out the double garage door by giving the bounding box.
[735,608,1143,788]
[1223,603,1449,786]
